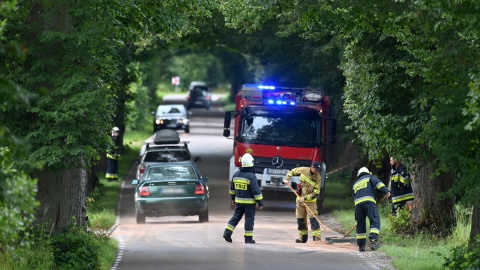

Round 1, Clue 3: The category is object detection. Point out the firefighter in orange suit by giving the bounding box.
[283,162,322,243]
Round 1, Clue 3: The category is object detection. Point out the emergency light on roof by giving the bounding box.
[240,84,324,105]
[258,85,275,90]
[267,99,296,106]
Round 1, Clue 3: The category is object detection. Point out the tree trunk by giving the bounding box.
[471,205,480,241]
[86,166,100,194]
[33,166,87,236]
[410,160,456,235]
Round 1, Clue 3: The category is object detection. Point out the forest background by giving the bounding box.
[1,0,479,269]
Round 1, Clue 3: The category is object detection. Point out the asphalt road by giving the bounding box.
[110,94,380,270]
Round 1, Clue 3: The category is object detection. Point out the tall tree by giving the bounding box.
[2,0,216,235]
[220,0,480,237]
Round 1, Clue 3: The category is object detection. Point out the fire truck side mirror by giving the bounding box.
[223,129,230,138]
[223,111,231,128]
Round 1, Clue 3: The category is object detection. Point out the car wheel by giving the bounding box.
[185,126,190,133]
[136,211,146,224]
[199,209,209,223]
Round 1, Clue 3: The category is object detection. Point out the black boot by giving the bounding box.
[223,229,232,243]
[295,235,308,243]
[313,236,321,241]
[223,235,232,243]
[245,236,255,244]
[359,245,366,252]
[370,239,381,250]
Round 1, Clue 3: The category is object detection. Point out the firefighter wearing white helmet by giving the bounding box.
[106,126,121,181]
[223,153,264,244]
[353,166,390,252]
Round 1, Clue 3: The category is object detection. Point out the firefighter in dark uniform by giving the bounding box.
[223,153,264,244]
[353,167,390,252]
[106,127,121,181]
[283,161,322,243]
[389,157,414,215]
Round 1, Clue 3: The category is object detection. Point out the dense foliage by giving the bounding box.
[220,0,480,235]
[2,0,479,267]
[52,224,101,270]
[443,234,480,270]
[0,0,217,237]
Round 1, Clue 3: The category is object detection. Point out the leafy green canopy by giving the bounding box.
[220,0,480,205]
[1,0,216,171]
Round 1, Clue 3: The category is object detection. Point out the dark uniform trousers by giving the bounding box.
[355,202,380,246]
[224,204,256,238]
[106,158,119,181]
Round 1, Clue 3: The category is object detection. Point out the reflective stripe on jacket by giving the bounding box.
[390,164,414,203]
[230,169,264,205]
[285,167,321,202]
[353,174,389,206]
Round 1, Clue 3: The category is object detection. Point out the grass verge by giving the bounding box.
[326,171,470,270]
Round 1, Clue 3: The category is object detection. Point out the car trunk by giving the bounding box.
[140,180,205,198]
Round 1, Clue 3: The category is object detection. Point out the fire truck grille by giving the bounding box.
[253,157,312,175]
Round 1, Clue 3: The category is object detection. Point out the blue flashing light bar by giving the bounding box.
[258,85,276,90]
[267,99,296,106]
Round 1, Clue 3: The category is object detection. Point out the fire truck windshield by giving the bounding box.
[238,109,321,147]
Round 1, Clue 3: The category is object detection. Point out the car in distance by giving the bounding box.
[152,104,191,133]
[188,81,207,91]
[136,129,201,180]
[187,85,211,110]
[131,162,209,224]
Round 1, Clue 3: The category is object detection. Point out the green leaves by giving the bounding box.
[0,147,39,251]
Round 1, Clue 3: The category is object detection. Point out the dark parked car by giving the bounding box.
[152,104,191,133]
[131,162,209,224]
[136,129,201,179]
[187,86,211,110]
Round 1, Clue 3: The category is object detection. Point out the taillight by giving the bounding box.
[139,186,151,197]
[139,164,146,174]
[194,184,205,195]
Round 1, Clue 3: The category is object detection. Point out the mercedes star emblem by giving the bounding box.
[272,156,284,168]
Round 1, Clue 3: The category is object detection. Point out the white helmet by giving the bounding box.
[111,126,120,136]
[241,153,254,167]
[357,167,370,177]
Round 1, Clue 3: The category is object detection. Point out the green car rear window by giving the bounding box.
[144,151,191,162]
[147,166,197,180]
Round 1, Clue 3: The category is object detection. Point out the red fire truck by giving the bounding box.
[223,84,336,209]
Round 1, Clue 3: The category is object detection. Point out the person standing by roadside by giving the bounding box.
[389,157,414,216]
[283,162,323,243]
[223,153,264,244]
[106,127,121,182]
[353,167,390,252]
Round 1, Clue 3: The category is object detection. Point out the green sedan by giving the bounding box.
[131,162,209,224]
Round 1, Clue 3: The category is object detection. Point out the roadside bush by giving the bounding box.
[443,234,480,270]
[387,208,411,234]
[52,224,101,270]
